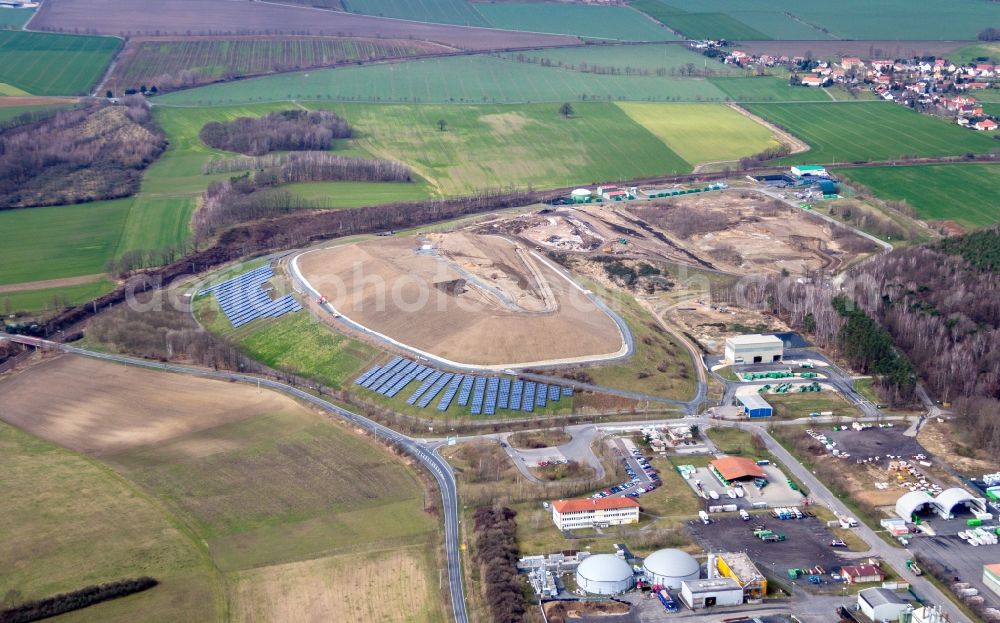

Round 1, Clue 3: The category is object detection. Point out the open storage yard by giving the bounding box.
[0,355,445,623]
[687,515,867,588]
[295,232,626,367]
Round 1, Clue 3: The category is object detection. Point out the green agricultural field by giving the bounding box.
[0,31,120,95]
[341,0,488,26]
[0,421,220,622]
[105,37,440,96]
[115,195,197,256]
[710,77,832,102]
[631,0,771,41]
[287,180,435,208]
[643,0,1000,40]
[0,102,74,125]
[0,279,115,315]
[0,199,133,286]
[743,102,1000,164]
[155,54,732,106]
[498,43,745,77]
[306,102,691,195]
[836,164,1000,230]
[617,102,778,165]
[476,2,678,41]
[0,7,33,28]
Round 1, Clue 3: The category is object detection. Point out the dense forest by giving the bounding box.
[722,228,999,452]
[0,99,166,209]
[199,110,352,156]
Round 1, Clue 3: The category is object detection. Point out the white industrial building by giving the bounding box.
[551,497,640,530]
[724,334,783,365]
[642,549,700,590]
[858,588,910,622]
[895,487,984,521]
[679,578,744,610]
[575,554,635,595]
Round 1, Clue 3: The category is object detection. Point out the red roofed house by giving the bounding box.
[841,564,885,584]
[974,119,998,131]
[551,497,640,530]
[841,57,863,69]
[800,74,824,87]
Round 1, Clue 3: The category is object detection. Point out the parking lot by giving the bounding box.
[687,516,864,588]
[909,534,1000,610]
[676,463,806,511]
[591,438,661,500]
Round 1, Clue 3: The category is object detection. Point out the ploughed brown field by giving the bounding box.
[0,354,302,455]
[31,0,580,50]
[297,232,625,367]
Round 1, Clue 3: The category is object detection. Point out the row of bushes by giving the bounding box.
[1,578,158,623]
[472,506,525,623]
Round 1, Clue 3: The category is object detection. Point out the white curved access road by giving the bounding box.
[288,247,634,372]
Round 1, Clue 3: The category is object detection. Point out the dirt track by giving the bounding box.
[296,233,624,366]
[30,0,580,50]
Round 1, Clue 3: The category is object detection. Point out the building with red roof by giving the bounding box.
[710,457,766,483]
[551,497,640,530]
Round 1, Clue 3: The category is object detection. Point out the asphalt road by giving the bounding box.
[0,334,470,623]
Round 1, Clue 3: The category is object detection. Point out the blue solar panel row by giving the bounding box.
[470,377,487,415]
[457,376,475,406]
[407,371,442,405]
[418,373,453,409]
[354,365,382,386]
[497,378,511,409]
[536,383,548,408]
[522,382,536,413]
[483,377,500,416]
[203,264,302,328]
[360,357,404,389]
[437,375,463,411]
[351,357,576,414]
[509,380,524,411]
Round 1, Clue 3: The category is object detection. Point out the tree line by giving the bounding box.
[0,98,165,209]
[472,506,525,623]
[199,110,352,156]
[194,151,414,235]
[0,577,158,623]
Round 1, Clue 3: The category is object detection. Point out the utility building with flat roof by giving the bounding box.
[724,334,783,365]
[737,394,773,418]
[715,552,767,602]
[679,578,743,610]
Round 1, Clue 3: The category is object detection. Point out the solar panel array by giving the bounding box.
[353,357,574,415]
[200,264,302,328]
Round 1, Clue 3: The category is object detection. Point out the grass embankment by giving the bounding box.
[581,280,696,402]
[498,43,745,77]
